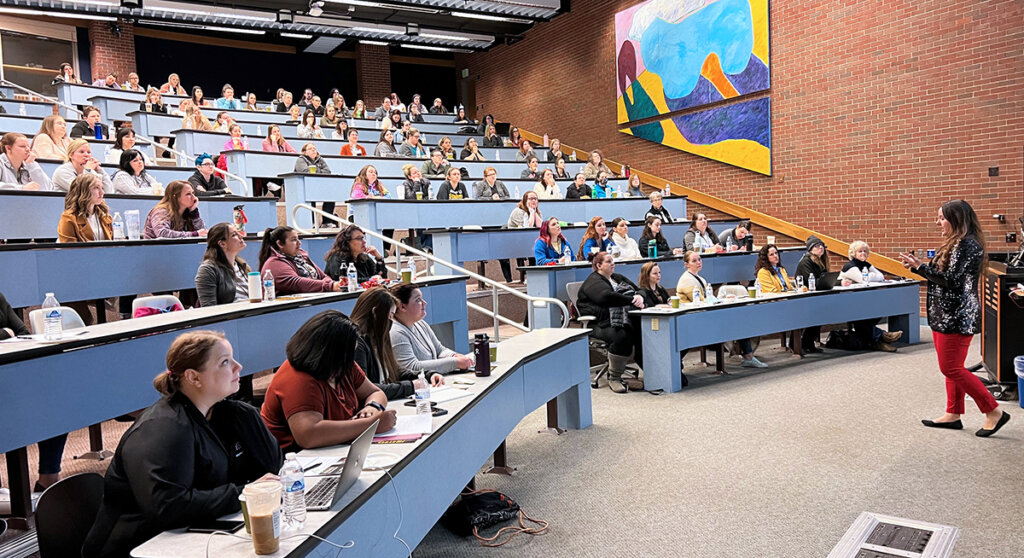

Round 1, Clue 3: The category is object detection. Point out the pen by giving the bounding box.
[302,461,321,472]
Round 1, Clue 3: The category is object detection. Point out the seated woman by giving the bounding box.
[534,217,574,264]
[190,85,211,108]
[139,87,167,114]
[390,283,475,375]
[408,103,425,123]
[58,174,112,243]
[460,137,485,161]
[436,167,469,199]
[261,311,396,452]
[262,124,296,153]
[482,124,502,148]
[507,191,543,228]
[324,224,386,283]
[294,143,336,226]
[515,140,535,163]
[275,90,294,114]
[437,136,457,160]
[179,99,213,131]
[351,288,445,400]
[429,98,448,114]
[717,221,752,251]
[582,149,613,180]
[144,180,207,239]
[610,217,641,259]
[477,114,495,135]
[321,105,342,130]
[452,106,470,124]
[625,174,644,197]
[285,104,302,125]
[677,251,766,368]
[31,115,71,161]
[591,171,612,199]
[351,99,368,119]
[547,138,566,163]
[69,106,106,140]
[578,216,612,260]
[473,166,509,199]
[402,163,431,199]
[350,164,390,199]
[644,191,673,223]
[683,213,722,252]
[755,244,794,293]
[340,129,366,156]
[112,149,160,195]
[244,93,259,111]
[374,128,398,158]
[1,132,51,190]
[214,84,243,110]
[552,157,572,180]
[83,331,283,558]
[332,120,349,141]
[794,236,829,352]
[213,112,234,134]
[508,126,522,149]
[637,261,670,308]
[297,110,325,139]
[106,127,151,165]
[520,155,541,181]
[327,90,348,115]
[52,139,114,193]
[565,173,592,199]
[638,215,670,258]
[399,128,428,158]
[576,251,645,393]
[840,240,902,352]
[533,168,562,199]
[258,226,340,294]
[222,124,248,151]
[53,62,80,85]
[390,93,405,113]
[195,223,250,307]
[159,73,186,95]
[187,153,231,196]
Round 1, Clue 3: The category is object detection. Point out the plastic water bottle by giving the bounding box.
[693,235,702,252]
[693,285,703,304]
[18,103,26,116]
[346,263,358,292]
[513,185,520,198]
[42,293,62,341]
[495,150,500,161]
[415,371,431,415]
[111,212,125,240]
[754,280,762,299]
[256,124,262,136]
[664,184,670,197]
[808,274,817,291]
[706,284,714,301]
[726,237,734,251]
[396,182,405,199]
[262,269,275,302]
[861,269,869,285]
[279,453,307,530]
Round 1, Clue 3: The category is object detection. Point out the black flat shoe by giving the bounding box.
[976,411,1010,437]
[921,419,963,429]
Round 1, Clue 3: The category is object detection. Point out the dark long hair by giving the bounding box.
[935,199,985,272]
[258,226,294,270]
[349,287,402,382]
[114,127,135,151]
[285,310,359,383]
[117,148,144,175]
[325,224,365,265]
[755,244,783,273]
[203,222,250,274]
[639,216,667,245]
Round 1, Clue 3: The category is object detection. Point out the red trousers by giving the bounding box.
[932,331,997,414]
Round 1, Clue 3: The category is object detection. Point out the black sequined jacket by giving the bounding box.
[912,235,983,335]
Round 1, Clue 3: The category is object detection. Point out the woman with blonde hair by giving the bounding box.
[51,139,113,193]
[179,98,213,131]
[58,173,111,242]
[143,180,207,238]
[31,115,72,161]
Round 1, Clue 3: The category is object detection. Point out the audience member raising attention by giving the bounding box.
[321,105,342,130]
[144,180,207,238]
[638,216,670,258]
[82,331,283,558]
[297,110,325,139]
[473,166,509,199]
[399,128,428,158]
[52,139,113,193]
[390,283,474,376]
[422,149,451,179]
[582,149,613,180]
[195,223,251,307]
[429,97,448,114]
[578,216,612,260]
[275,90,294,113]
[521,155,541,181]
[794,235,830,353]
[683,213,722,252]
[159,73,187,95]
[54,62,80,84]
[755,244,794,293]
[610,217,641,259]
[535,217,574,264]
[373,97,393,121]
[351,288,442,401]
[31,115,71,161]
[140,88,167,113]
[644,191,673,223]
[261,311,396,452]
[69,106,106,139]
[179,98,213,131]
[374,128,398,158]
[259,226,340,294]
[340,129,366,156]
[841,240,902,352]
[461,137,485,161]
[637,261,670,308]
[112,149,160,194]
[515,139,535,162]
[58,173,112,242]
[107,127,151,164]
[565,173,592,199]
[508,191,543,229]
[533,168,562,199]
[262,124,296,153]
[188,153,231,196]
[1,132,51,190]
[350,165,389,199]
[324,224,386,284]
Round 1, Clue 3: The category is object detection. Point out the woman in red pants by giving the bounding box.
[898,199,1010,437]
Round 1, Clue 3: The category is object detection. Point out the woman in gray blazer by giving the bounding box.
[195,223,251,306]
[389,283,474,375]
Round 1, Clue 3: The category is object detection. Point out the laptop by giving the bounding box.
[814,271,841,291]
[304,419,378,511]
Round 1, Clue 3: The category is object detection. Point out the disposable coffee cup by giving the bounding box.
[244,480,281,555]
[767,235,776,245]
[308,166,317,174]
[670,296,680,308]
[416,192,423,200]
[238,493,251,534]
[489,345,498,362]
[747,286,757,298]
[401,267,413,283]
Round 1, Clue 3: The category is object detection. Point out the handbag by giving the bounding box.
[441,489,548,546]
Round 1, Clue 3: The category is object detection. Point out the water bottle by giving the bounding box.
[346,262,358,292]
[664,184,670,197]
[396,182,405,199]
[262,269,275,302]
[42,293,62,341]
[111,212,125,240]
[513,185,520,198]
[795,275,805,291]
[93,122,103,140]
[18,103,26,116]
[693,285,703,304]
[808,274,817,291]
[648,239,657,259]
[570,151,576,162]
[495,150,500,161]
[415,371,431,415]
[616,182,624,198]
[279,453,307,530]
[693,235,702,252]
[754,280,762,298]
[861,269,869,285]
[256,124,262,136]
[706,284,714,301]
[726,237,734,251]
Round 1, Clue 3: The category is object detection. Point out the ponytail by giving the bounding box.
[153,330,226,396]
[258,226,293,271]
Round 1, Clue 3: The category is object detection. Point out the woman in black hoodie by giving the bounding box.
[794,235,829,352]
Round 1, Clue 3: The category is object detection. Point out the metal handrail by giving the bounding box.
[1,79,251,196]
[290,203,571,338]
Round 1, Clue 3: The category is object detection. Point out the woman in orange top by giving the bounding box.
[754,244,794,293]
[339,128,366,156]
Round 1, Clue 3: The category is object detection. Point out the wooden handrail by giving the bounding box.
[517,129,913,278]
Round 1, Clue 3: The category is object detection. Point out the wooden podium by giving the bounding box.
[981,256,1024,384]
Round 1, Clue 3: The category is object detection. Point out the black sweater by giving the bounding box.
[638,235,670,258]
[0,292,30,340]
[577,272,638,328]
[794,253,827,283]
[324,252,386,283]
[187,170,230,196]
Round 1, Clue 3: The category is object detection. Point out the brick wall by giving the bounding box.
[458,0,1024,263]
[355,43,392,106]
[87,19,136,84]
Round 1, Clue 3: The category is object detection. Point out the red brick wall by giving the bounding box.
[355,44,392,106]
[88,20,136,84]
[458,0,1024,262]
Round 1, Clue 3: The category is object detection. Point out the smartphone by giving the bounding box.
[187,519,245,534]
[403,400,437,408]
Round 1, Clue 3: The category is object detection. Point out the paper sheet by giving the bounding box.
[427,385,473,404]
[373,413,432,438]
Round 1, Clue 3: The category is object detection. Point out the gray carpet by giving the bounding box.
[416,331,1023,557]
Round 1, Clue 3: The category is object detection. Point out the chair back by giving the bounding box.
[565,281,583,306]
[132,294,183,316]
[717,285,749,298]
[35,473,105,558]
[0,517,6,538]
[27,306,87,334]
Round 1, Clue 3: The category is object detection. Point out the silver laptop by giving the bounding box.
[305,419,378,511]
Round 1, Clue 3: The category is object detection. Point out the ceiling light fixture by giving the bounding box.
[146,2,275,21]
[281,32,313,39]
[351,26,404,34]
[401,44,470,53]
[452,11,530,24]
[143,20,266,35]
[0,6,116,21]
[359,40,389,46]
[324,0,385,7]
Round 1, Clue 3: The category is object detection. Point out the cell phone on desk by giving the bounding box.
[186,519,245,534]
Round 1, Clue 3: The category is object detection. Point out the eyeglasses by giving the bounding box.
[199,162,214,167]
[351,235,365,241]
[485,172,496,177]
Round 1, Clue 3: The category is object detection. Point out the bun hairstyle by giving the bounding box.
[153,331,226,396]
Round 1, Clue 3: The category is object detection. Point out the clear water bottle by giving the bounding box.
[861,269,869,285]
[262,269,275,302]
[693,235,702,252]
[693,285,703,304]
[111,212,125,240]
[18,103,26,116]
[256,124,262,136]
[346,263,358,292]
[808,274,817,291]
[279,453,307,530]
[42,293,62,341]
[706,284,714,301]
[415,371,431,415]
[726,236,734,251]
[754,280,762,298]
[513,185,520,199]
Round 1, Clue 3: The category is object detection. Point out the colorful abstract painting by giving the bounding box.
[615,0,772,175]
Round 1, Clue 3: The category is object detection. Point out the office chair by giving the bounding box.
[565,281,640,388]
[35,473,104,558]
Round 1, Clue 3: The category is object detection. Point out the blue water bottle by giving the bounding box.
[93,122,104,140]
